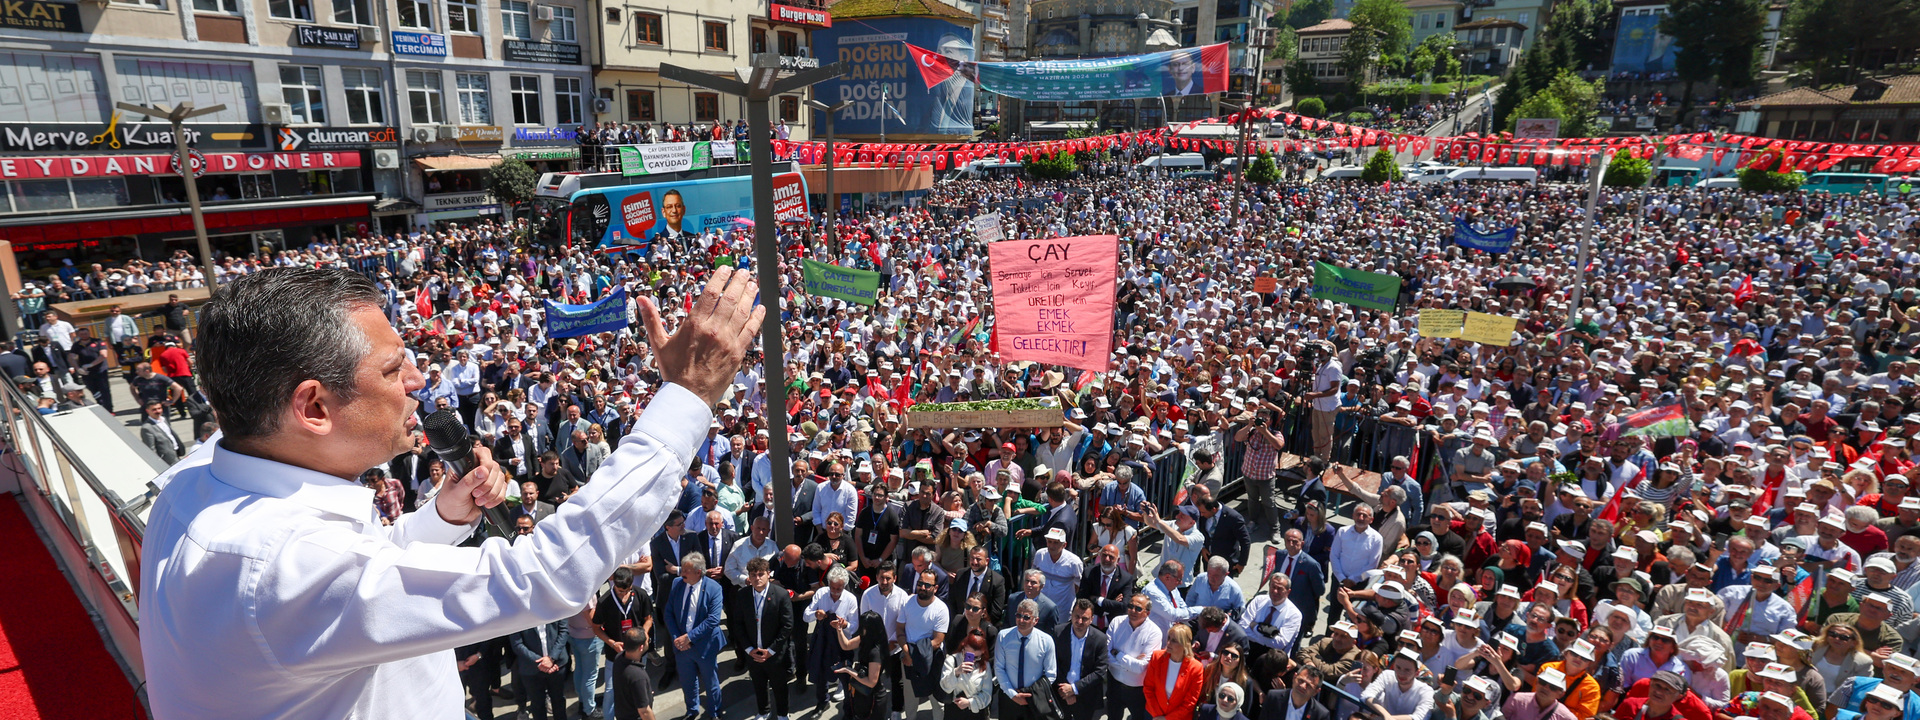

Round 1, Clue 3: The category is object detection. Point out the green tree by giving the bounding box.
[1023,150,1079,179]
[1538,0,1617,72]
[1287,0,1334,29]
[487,159,539,217]
[1602,153,1653,187]
[1297,97,1328,117]
[1737,150,1806,191]
[1509,92,1570,133]
[1660,0,1766,109]
[1782,0,1920,85]
[1361,147,1403,182]
[1342,0,1413,83]
[1249,151,1281,184]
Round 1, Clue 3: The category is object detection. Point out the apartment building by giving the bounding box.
[590,0,822,139]
[0,0,591,275]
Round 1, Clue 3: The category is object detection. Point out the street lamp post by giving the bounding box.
[804,99,851,255]
[659,55,845,547]
[117,101,228,289]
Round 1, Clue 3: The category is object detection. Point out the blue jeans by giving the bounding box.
[676,647,722,716]
[568,636,602,716]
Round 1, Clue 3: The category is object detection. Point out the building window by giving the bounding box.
[752,27,768,54]
[779,31,800,57]
[1,178,128,213]
[406,70,445,125]
[502,1,532,39]
[334,0,370,24]
[634,13,662,45]
[704,21,728,51]
[269,0,313,20]
[280,65,326,124]
[447,0,479,31]
[626,89,655,121]
[551,6,577,41]
[555,77,582,125]
[396,0,432,28]
[342,67,385,125]
[112,0,167,8]
[779,95,798,122]
[193,0,238,12]
[456,73,492,124]
[510,75,542,124]
[694,92,718,121]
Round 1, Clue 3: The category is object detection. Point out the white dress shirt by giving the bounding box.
[812,480,859,529]
[140,383,709,720]
[1106,617,1164,687]
[1242,593,1304,653]
[1330,524,1384,585]
[724,536,779,586]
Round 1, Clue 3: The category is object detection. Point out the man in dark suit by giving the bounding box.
[1190,607,1251,663]
[735,556,793,720]
[139,400,185,464]
[648,510,699,686]
[509,480,558,524]
[1078,544,1137,629]
[950,544,1008,624]
[491,418,539,481]
[665,554,727,719]
[1263,664,1332,720]
[1054,599,1110,720]
[508,618,571,720]
[1196,497,1251,575]
[1269,528,1325,633]
[1008,568,1064,634]
[1159,48,1202,96]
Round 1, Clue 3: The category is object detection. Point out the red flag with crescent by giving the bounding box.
[903,44,960,88]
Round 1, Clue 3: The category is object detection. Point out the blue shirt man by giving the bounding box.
[995,600,1059,701]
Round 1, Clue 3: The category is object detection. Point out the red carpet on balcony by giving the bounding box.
[0,493,145,719]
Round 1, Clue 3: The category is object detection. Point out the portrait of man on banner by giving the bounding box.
[1162,48,1203,96]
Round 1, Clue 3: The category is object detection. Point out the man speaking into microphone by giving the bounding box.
[139,266,764,719]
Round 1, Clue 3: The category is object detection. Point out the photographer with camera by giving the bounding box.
[1235,408,1286,541]
[1305,343,1346,461]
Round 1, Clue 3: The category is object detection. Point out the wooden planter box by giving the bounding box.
[904,406,1064,429]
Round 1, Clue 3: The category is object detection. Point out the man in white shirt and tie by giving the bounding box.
[137,266,764,719]
[1106,593,1163,720]
[1243,572,1303,658]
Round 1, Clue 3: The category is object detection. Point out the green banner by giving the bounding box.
[1310,261,1401,312]
[802,258,882,306]
[618,141,716,176]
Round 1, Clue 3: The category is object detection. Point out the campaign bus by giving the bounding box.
[532,154,808,255]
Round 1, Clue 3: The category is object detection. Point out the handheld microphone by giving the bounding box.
[422,408,516,538]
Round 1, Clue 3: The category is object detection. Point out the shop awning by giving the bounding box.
[0,194,377,247]
[414,155,501,171]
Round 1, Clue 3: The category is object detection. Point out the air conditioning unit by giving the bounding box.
[592,97,612,114]
[260,103,294,125]
[535,5,554,21]
[373,149,401,169]
[412,127,438,143]
[358,26,382,42]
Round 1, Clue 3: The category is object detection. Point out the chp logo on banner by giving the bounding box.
[987,235,1121,372]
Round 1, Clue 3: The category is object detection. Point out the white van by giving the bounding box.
[1132,153,1207,174]
[949,159,1027,180]
[1695,177,1741,190]
[1407,165,1461,183]
[1318,166,1365,180]
[1439,166,1539,184]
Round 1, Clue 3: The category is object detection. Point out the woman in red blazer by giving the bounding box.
[1144,624,1209,720]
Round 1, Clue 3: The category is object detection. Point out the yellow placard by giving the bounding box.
[1461,312,1518,346]
[1419,308,1465,338]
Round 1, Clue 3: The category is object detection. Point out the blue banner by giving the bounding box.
[545,288,629,338]
[1453,218,1517,253]
[809,17,975,138]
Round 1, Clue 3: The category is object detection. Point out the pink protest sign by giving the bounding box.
[987,235,1119,372]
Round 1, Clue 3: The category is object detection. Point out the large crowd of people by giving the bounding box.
[41,136,1920,720]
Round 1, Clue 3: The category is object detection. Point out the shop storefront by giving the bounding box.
[0,149,375,278]
[417,190,501,226]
